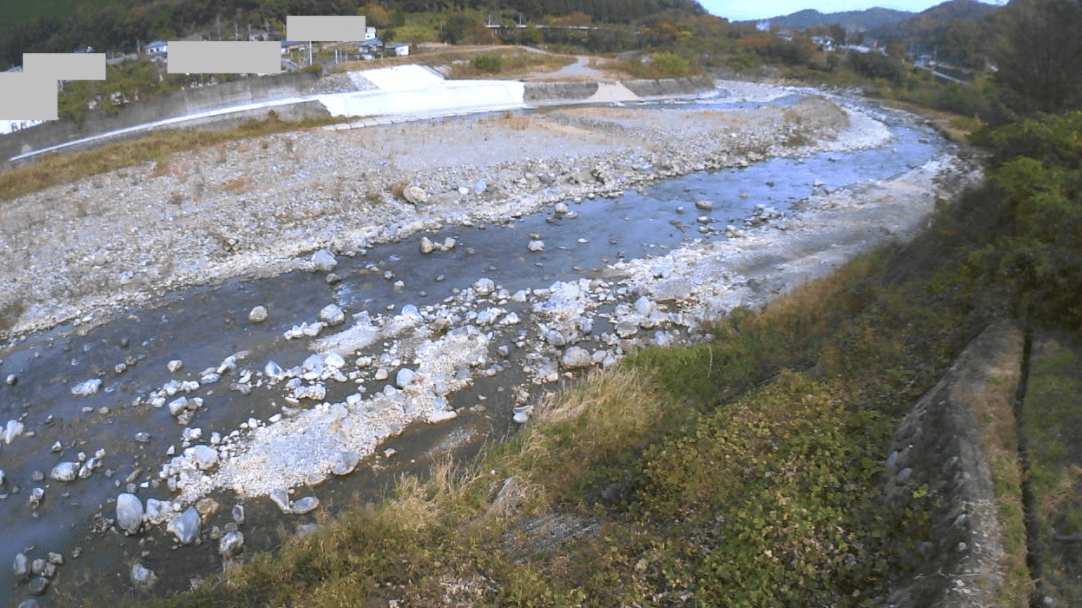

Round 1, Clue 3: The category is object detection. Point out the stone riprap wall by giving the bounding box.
[523,82,600,101]
[883,320,1023,607]
[0,70,323,166]
[622,76,716,97]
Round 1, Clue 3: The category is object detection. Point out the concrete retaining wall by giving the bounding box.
[523,82,599,102]
[882,320,1023,608]
[622,76,715,97]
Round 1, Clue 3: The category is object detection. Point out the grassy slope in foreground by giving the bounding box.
[100,208,1033,608]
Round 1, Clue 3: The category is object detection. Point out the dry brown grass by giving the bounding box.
[0,114,344,203]
[219,176,253,194]
[960,336,1034,607]
[390,179,408,200]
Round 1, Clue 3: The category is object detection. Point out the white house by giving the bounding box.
[365,26,377,41]
[145,40,168,56]
[387,42,410,57]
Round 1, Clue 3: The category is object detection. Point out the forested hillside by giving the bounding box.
[868,0,1000,68]
[757,7,913,31]
[0,0,706,68]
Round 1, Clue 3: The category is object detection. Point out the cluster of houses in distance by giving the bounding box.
[140,27,409,69]
[1,25,409,76]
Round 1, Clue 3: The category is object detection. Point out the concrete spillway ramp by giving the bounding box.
[584,81,639,104]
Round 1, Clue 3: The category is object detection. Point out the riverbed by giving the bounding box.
[0,81,983,605]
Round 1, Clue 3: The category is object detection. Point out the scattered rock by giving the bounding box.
[395,368,416,389]
[292,496,320,515]
[28,576,49,596]
[167,360,183,373]
[167,506,201,545]
[269,489,292,513]
[512,405,533,424]
[419,236,435,254]
[560,346,592,370]
[219,531,245,558]
[3,419,24,444]
[50,462,79,481]
[27,487,45,508]
[13,552,28,580]
[116,493,144,535]
[318,304,346,326]
[403,185,428,205]
[190,445,219,471]
[145,498,168,525]
[248,306,268,323]
[331,451,360,475]
[311,249,337,272]
[554,202,569,215]
[4,374,15,386]
[473,278,496,296]
[615,320,639,338]
[694,199,713,210]
[70,378,102,397]
[264,361,286,380]
[131,563,158,591]
[528,240,545,252]
[232,504,245,525]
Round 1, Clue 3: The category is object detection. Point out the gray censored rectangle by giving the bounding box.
[168,41,280,74]
[24,53,106,80]
[287,15,366,41]
[0,72,59,120]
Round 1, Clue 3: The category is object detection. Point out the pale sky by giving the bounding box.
[705,0,1002,21]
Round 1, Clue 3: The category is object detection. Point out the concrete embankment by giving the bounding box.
[882,320,1024,607]
[0,70,323,166]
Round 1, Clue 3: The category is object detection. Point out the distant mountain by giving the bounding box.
[869,0,999,41]
[752,7,915,31]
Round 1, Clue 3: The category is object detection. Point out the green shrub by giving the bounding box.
[472,52,504,72]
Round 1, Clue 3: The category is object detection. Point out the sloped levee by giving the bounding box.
[0,70,323,166]
[881,320,1025,607]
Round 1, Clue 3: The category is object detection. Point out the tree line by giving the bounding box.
[0,0,706,69]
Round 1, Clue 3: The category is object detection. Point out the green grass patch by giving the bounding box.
[618,51,698,79]
[1023,338,1082,606]
[0,112,346,202]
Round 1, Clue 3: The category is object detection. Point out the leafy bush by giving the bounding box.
[969,111,1082,332]
[472,52,504,72]
[652,50,690,75]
